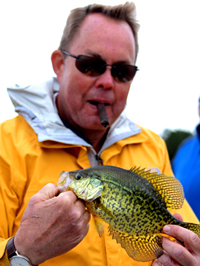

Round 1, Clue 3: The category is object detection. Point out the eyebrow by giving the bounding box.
[84,49,132,65]
[84,49,102,59]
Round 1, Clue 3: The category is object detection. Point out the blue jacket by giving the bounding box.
[172,124,200,219]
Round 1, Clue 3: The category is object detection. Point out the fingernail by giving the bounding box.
[153,260,162,266]
[163,225,170,233]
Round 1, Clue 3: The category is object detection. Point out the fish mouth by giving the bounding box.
[57,171,73,190]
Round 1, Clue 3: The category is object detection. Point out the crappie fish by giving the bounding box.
[57,165,200,262]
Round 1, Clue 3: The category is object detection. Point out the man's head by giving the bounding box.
[52,2,139,146]
[59,2,139,62]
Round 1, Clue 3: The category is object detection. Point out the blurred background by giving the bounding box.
[0,0,199,158]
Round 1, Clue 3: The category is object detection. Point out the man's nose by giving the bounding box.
[95,67,114,90]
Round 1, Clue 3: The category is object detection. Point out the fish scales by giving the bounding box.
[57,165,200,262]
[87,177,176,235]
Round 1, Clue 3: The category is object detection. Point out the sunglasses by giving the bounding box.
[61,50,138,82]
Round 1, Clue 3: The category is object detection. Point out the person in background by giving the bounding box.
[172,96,200,220]
[0,2,199,266]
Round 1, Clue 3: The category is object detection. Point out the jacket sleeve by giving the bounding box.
[0,120,26,264]
[0,241,10,266]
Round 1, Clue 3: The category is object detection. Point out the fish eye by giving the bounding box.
[76,173,82,180]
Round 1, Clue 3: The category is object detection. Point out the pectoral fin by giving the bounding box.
[93,215,105,237]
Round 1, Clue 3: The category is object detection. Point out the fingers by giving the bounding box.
[57,190,90,222]
[161,237,193,265]
[154,252,180,266]
[152,260,162,266]
[36,184,88,225]
[55,189,91,230]
[163,225,200,252]
[155,225,200,266]
[35,183,60,200]
[173,213,183,222]
[34,183,80,207]
[57,189,78,204]
[15,184,91,265]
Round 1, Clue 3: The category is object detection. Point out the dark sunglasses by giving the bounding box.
[61,50,139,82]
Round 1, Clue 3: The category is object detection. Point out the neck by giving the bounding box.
[60,116,109,153]
[83,128,109,153]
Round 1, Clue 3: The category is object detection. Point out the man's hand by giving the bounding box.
[153,213,200,266]
[14,183,90,265]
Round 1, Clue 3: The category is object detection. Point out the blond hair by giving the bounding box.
[59,2,140,62]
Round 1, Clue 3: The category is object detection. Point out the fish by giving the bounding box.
[57,165,200,262]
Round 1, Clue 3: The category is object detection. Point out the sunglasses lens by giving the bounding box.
[112,65,137,82]
[75,54,138,82]
[75,56,105,76]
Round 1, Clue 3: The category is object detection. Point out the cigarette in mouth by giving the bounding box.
[97,103,109,127]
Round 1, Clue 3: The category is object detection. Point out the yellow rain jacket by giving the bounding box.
[0,79,198,266]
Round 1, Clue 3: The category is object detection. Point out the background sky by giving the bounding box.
[0,0,199,136]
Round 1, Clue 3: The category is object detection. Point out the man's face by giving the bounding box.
[56,13,136,131]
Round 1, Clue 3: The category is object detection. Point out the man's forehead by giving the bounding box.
[80,13,133,36]
[70,13,135,62]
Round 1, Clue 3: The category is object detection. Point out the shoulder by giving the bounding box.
[115,124,171,175]
[0,115,38,149]
[135,124,166,148]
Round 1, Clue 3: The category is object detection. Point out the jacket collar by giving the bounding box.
[7,77,142,150]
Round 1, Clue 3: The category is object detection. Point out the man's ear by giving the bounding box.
[51,50,64,82]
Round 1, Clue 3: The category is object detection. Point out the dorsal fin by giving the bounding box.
[129,167,184,209]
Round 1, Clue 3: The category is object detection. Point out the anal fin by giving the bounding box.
[108,225,163,262]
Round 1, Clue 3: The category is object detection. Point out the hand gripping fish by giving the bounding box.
[57,165,200,262]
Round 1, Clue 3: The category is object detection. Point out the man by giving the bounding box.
[172,96,200,220]
[0,3,199,266]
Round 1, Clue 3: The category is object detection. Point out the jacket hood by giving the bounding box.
[7,78,141,151]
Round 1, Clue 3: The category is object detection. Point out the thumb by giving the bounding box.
[37,183,60,200]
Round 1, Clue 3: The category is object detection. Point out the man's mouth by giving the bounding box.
[87,100,110,127]
[88,100,109,106]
